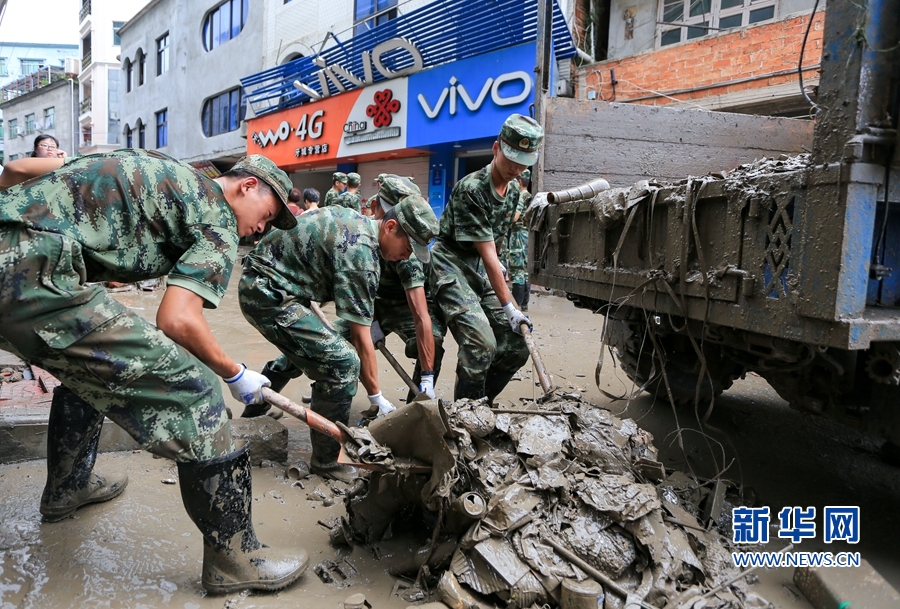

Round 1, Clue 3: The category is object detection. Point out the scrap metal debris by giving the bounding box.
[331,395,769,609]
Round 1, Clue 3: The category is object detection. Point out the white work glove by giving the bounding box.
[419,373,436,399]
[500,262,508,279]
[224,364,271,405]
[368,392,396,417]
[502,301,532,335]
[370,320,386,346]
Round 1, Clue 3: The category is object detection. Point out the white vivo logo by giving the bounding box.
[295,37,424,100]
[417,70,532,119]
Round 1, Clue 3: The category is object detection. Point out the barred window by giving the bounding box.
[658,0,777,47]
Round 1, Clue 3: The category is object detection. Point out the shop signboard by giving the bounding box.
[246,79,410,166]
[406,43,535,148]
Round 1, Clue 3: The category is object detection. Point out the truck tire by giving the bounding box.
[607,318,744,404]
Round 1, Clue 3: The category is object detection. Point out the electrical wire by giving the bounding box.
[798,0,822,113]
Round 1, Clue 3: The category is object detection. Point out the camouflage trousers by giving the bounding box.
[429,243,528,383]
[0,227,233,462]
[506,228,529,285]
[238,269,360,403]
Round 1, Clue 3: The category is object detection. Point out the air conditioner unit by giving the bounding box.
[64,57,80,75]
[16,128,25,137]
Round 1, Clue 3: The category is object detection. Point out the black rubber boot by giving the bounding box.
[522,283,531,311]
[40,387,128,522]
[308,388,357,483]
[484,370,519,404]
[453,378,486,401]
[511,283,527,310]
[241,361,291,418]
[177,443,308,594]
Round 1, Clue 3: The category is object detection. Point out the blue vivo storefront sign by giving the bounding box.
[407,44,535,149]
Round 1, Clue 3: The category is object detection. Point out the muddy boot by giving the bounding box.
[241,361,292,418]
[521,283,531,311]
[40,387,128,522]
[484,370,519,404]
[454,378,486,401]
[177,443,308,594]
[511,283,527,310]
[308,393,357,483]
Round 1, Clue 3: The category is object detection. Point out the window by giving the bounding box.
[201,87,244,137]
[113,21,125,45]
[20,59,43,75]
[125,124,133,148]
[658,0,777,46]
[125,59,133,92]
[107,70,119,144]
[44,107,55,130]
[354,0,398,36]
[0,58,7,76]
[138,51,146,86]
[203,0,248,51]
[25,113,36,134]
[157,34,169,75]
[9,154,19,161]
[156,109,168,147]
[9,119,17,137]
[0,119,4,139]
[138,122,146,148]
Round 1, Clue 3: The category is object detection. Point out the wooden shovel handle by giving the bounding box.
[261,388,347,443]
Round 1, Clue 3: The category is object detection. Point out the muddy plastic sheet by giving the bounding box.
[505,412,570,456]
[578,474,661,522]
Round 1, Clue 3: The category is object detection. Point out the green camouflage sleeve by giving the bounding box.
[166,222,238,308]
[332,218,380,326]
[395,257,426,291]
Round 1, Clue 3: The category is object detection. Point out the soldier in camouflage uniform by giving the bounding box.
[506,168,532,310]
[0,150,309,594]
[323,171,348,207]
[368,176,445,402]
[429,114,543,401]
[336,172,363,212]
[239,194,439,482]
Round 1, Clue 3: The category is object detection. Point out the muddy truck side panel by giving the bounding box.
[531,1,900,444]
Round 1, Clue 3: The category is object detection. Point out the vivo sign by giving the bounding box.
[417,71,533,119]
[293,37,424,100]
[406,43,536,149]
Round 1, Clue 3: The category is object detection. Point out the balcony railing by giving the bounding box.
[82,52,91,70]
[79,1,91,22]
[80,98,92,114]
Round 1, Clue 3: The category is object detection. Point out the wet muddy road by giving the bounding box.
[1,263,898,607]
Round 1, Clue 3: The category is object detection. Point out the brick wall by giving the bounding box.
[578,10,824,105]
[572,0,589,56]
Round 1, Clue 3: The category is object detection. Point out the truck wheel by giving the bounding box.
[607,318,744,404]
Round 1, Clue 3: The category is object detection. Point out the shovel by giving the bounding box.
[261,387,381,472]
[509,292,554,396]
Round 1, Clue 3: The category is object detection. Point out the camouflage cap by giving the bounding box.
[374,173,387,186]
[377,174,421,210]
[519,168,531,181]
[333,171,348,184]
[394,194,438,263]
[230,155,297,230]
[347,172,361,187]
[498,114,544,166]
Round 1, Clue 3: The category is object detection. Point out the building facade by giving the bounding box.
[243,0,577,214]
[0,42,78,162]
[0,75,78,161]
[117,0,264,167]
[573,0,822,116]
[77,0,151,155]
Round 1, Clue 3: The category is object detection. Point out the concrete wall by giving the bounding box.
[541,97,813,190]
[119,0,264,163]
[0,80,77,160]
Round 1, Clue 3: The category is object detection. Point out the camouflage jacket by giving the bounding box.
[377,257,427,311]
[437,163,520,257]
[323,187,342,207]
[510,191,531,234]
[243,207,380,326]
[336,192,363,213]
[0,149,238,308]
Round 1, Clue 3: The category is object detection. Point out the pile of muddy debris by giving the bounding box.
[327,395,771,609]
